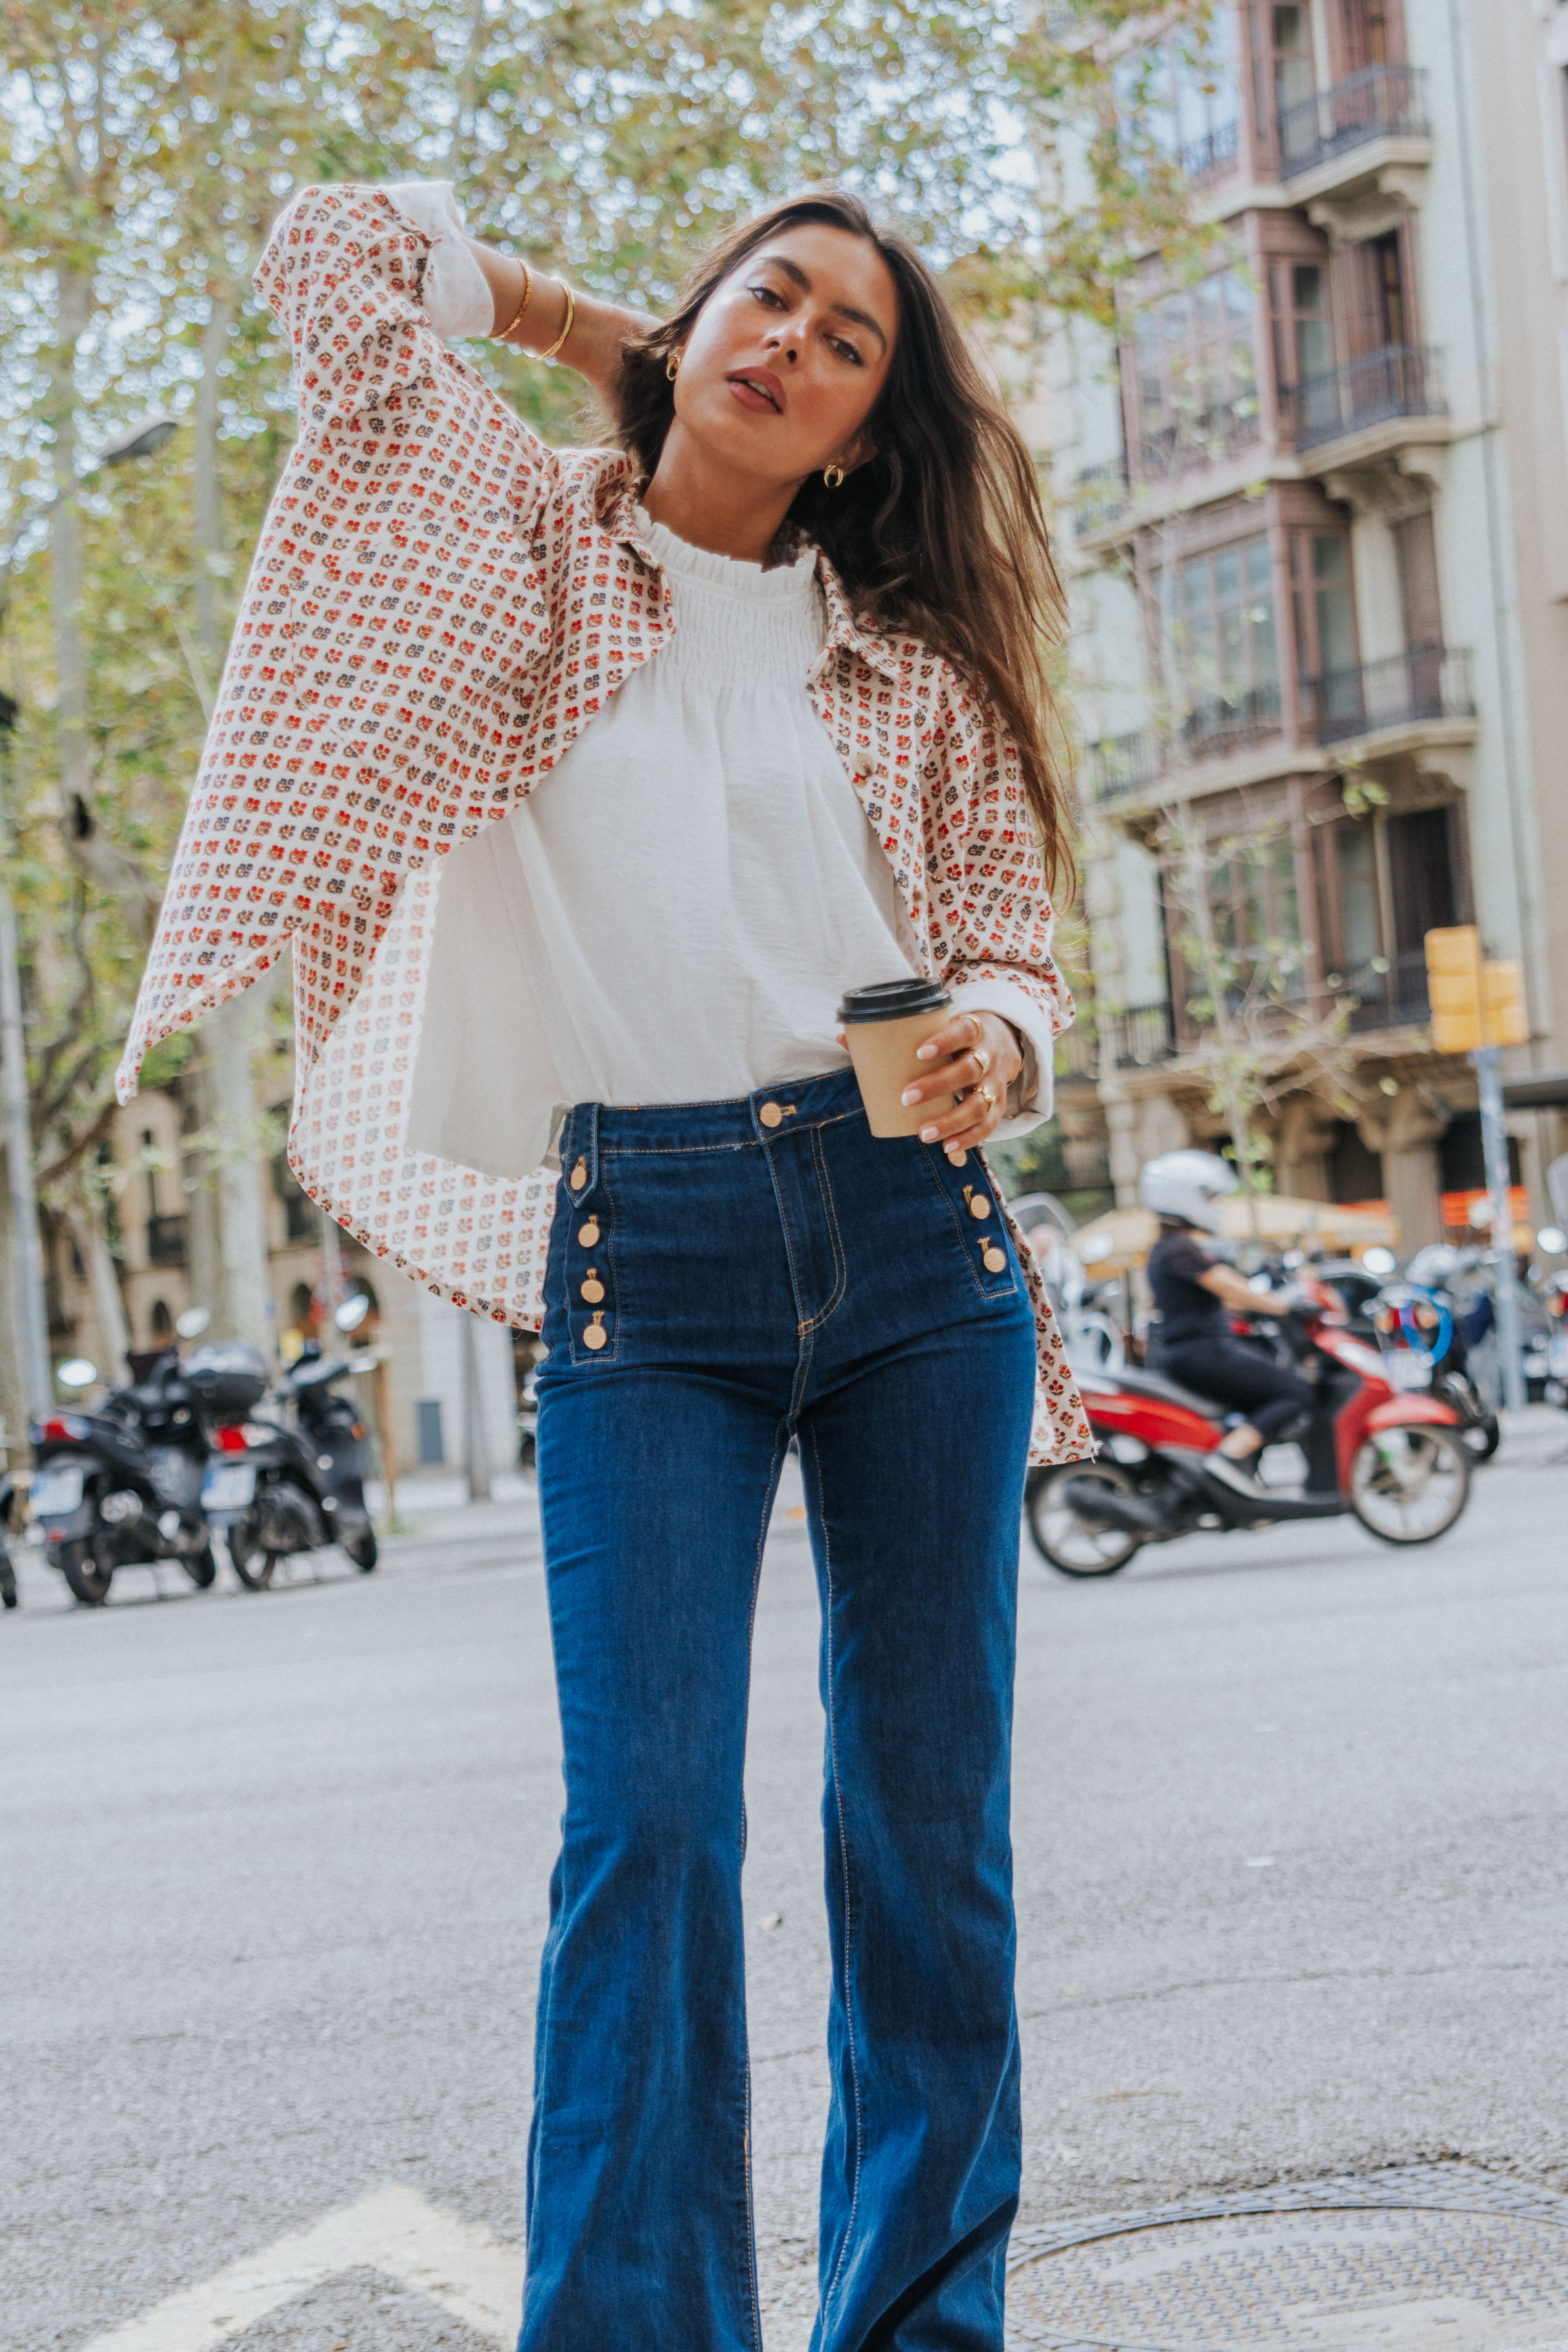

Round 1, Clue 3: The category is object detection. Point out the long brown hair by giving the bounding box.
[613,190,1072,896]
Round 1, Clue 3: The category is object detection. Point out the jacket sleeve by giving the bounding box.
[931,686,1075,1137]
[254,180,506,437]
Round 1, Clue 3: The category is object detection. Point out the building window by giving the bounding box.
[1209,831,1306,1004]
[1292,530,1359,720]
[1159,534,1281,752]
[1341,0,1392,73]
[1316,803,1461,1030]
[1121,14,1240,181]
[1130,269,1259,477]
[150,1298,173,1339]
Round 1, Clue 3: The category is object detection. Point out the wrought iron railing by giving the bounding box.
[1301,645,1475,746]
[1180,681,1284,759]
[1070,457,1129,540]
[1104,1002,1177,1069]
[1337,948,1433,1034]
[1291,343,1446,453]
[1135,400,1263,485]
[1178,118,1240,183]
[146,1213,188,1267]
[1277,62,1429,180]
[1081,729,1163,804]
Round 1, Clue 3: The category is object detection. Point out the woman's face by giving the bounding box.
[670,222,899,491]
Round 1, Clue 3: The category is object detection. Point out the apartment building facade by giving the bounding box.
[1050,0,1568,1248]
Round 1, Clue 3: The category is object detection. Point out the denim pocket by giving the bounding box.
[918,1143,1019,1302]
[558,1121,620,1366]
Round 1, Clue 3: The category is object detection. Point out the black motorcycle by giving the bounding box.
[30,1321,223,1606]
[195,1298,377,1589]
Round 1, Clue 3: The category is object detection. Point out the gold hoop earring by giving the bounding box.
[824,462,846,491]
[665,350,681,381]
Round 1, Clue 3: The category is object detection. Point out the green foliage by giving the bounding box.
[0,0,1210,1180]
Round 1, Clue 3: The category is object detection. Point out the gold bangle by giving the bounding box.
[495,259,533,343]
[532,279,575,364]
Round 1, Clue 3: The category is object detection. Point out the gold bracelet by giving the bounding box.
[532,279,575,364]
[495,258,533,343]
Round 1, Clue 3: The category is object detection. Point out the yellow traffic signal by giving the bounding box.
[1425,926,1482,1054]
[1423,927,1531,1051]
[1480,958,1529,1049]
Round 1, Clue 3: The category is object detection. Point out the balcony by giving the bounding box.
[1135,401,1264,489]
[1291,344,1446,457]
[1181,682,1284,760]
[1335,948,1432,1035]
[1301,645,1475,749]
[146,1213,188,1267]
[1104,1001,1177,1071]
[1275,64,1432,244]
[1180,118,1240,187]
[1080,729,1163,808]
[1278,64,1429,180]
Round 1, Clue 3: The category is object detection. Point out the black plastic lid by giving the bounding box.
[837,978,951,1025]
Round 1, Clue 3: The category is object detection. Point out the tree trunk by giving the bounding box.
[64,1186,131,1383]
[207,989,273,1351]
[193,280,274,1356]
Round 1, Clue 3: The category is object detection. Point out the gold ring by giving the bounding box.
[964,1014,984,1047]
[972,1046,991,1078]
[978,1083,996,1110]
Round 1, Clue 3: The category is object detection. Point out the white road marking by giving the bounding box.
[76,2183,524,2351]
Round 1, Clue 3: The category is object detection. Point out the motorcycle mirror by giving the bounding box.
[1537,1227,1568,1256]
[175,1307,211,1339]
[57,1358,97,1390]
[334,1293,371,1332]
[1360,1247,1397,1277]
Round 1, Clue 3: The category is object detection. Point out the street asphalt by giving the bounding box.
[3,1412,1566,2350]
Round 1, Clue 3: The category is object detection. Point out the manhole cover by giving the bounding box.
[1007,2166,1568,2351]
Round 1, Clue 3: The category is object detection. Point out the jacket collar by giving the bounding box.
[598,471,906,685]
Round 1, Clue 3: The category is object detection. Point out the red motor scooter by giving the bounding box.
[1027,1276,1472,1577]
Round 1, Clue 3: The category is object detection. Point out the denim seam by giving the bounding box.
[800,1126,849,1332]
[808,1417,865,2319]
[738,1425,789,2352]
[916,1146,1018,1303]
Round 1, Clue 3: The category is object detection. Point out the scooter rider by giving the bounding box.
[1140,1152,1314,1480]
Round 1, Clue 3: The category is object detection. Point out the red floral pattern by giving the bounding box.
[117,184,1093,1465]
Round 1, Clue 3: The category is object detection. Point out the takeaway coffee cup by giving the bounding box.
[838,978,954,1138]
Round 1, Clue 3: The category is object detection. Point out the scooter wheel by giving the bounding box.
[183,1545,218,1590]
[58,1539,113,1606]
[228,1533,277,1591]
[1349,1425,1471,1545]
[343,1528,378,1573]
[1026,1463,1145,1578]
[1462,1414,1501,1463]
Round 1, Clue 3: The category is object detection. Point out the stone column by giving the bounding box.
[1355,1088,1452,1254]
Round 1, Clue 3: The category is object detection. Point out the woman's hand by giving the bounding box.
[902,1011,1023,1157]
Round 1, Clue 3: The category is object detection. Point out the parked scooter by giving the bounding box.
[197,1296,377,1589]
[1027,1272,1472,1576]
[29,1310,222,1606]
[1372,1250,1500,1462]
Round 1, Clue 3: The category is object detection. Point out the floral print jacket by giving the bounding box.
[116,183,1092,1465]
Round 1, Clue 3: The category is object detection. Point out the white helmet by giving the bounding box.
[1138,1149,1238,1234]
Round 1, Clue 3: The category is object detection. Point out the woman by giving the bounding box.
[120,178,1092,2348]
[1140,1151,1312,1474]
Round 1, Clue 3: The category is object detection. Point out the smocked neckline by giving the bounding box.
[634,507,817,604]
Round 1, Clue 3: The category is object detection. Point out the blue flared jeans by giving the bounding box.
[523,1068,1037,2352]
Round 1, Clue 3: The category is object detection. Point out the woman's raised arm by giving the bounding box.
[461,237,655,413]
